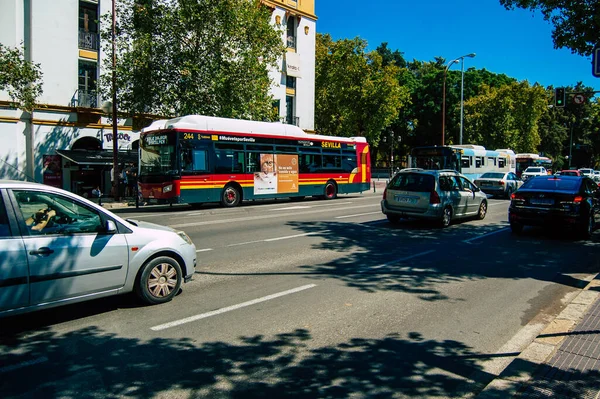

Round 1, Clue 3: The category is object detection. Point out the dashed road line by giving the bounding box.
[463,227,510,243]
[150,284,318,331]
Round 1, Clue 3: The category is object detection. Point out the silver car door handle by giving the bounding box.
[29,247,55,256]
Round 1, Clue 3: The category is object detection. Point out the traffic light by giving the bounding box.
[555,87,566,107]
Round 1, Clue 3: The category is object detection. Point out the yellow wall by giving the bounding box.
[262,0,316,19]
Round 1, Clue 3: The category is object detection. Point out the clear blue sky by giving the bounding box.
[315,0,600,92]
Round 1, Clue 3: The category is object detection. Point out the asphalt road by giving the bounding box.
[1,191,599,399]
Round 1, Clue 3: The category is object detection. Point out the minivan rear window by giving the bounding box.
[522,178,580,191]
[389,173,435,192]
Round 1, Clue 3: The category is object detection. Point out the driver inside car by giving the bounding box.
[25,208,56,232]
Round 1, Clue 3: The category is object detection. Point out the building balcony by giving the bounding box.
[286,35,296,49]
[79,29,99,51]
[71,89,98,108]
[284,116,299,126]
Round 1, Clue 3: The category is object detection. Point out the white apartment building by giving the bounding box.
[0,0,316,196]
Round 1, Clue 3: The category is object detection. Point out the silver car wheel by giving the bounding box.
[148,262,178,298]
[478,201,487,220]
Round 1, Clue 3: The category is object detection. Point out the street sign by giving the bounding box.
[594,47,600,78]
[573,94,586,104]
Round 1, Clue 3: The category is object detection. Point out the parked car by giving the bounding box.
[579,168,594,178]
[508,175,600,238]
[0,180,197,318]
[560,170,581,177]
[474,171,523,198]
[381,169,487,228]
[521,166,548,181]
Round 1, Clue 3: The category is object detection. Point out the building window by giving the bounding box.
[78,61,98,108]
[285,95,298,126]
[79,2,99,51]
[286,16,296,49]
[286,76,296,89]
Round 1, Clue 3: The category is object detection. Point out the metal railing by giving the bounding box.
[79,29,99,51]
[71,89,98,108]
[286,35,296,49]
[284,116,300,126]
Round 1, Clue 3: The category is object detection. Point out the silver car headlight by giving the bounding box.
[163,184,173,193]
[176,230,193,245]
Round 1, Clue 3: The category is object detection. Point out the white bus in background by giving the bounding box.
[410,145,516,181]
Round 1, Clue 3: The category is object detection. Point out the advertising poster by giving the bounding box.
[253,154,298,195]
[276,154,299,194]
[42,155,63,188]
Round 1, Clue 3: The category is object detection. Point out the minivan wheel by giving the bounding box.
[135,256,183,305]
[440,207,452,228]
[387,214,400,224]
[477,201,487,220]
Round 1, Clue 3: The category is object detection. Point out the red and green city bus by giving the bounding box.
[138,115,371,207]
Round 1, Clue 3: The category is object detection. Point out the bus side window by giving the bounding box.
[499,158,506,169]
[461,157,470,169]
[247,153,260,173]
[182,148,208,172]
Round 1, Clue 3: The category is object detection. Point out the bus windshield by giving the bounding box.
[140,132,178,176]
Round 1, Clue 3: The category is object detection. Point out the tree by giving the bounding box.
[315,34,410,145]
[0,43,43,112]
[500,0,600,56]
[100,0,284,120]
[463,81,547,152]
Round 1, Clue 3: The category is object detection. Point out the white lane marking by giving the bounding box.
[272,206,312,210]
[335,211,382,219]
[151,284,318,331]
[227,240,265,247]
[264,232,320,241]
[367,250,436,271]
[463,227,510,243]
[196,248,213,253]
[0,357,48,374]
[186,212,205,216]
[169,203,379,228]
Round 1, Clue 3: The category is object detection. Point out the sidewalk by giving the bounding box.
[478,274,600,398]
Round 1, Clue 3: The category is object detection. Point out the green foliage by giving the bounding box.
[0,43,43,112]
[500,0,600,56]
[463,81,547,152]
[100,0,284,120]
[315,34,410,145]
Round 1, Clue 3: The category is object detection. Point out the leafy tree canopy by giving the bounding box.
[100,0,285,120]
[0,43,43,112]
[315,34,410,144]
[500,0,600,56]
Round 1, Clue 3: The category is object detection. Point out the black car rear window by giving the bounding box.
[389,173,435,192]
[522,178,581,191]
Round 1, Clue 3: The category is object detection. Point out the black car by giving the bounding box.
[508,175,600,238]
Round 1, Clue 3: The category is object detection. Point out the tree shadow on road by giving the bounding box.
[0,326,498,398]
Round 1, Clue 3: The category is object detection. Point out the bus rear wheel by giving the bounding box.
[221,185,241,207]
[323,181,337,200]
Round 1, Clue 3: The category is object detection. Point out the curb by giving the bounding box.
[476,273,600,398]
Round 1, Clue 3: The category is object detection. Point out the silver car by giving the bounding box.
[474,172,523,198]
[381,169,488,228]
[0,180,197,318]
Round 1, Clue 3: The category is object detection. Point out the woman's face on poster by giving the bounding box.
[261,154,275,174]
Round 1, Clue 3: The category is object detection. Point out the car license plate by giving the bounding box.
[530,198,554,205]
[395,195,418,204]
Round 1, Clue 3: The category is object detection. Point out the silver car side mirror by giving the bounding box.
[105,220,117,234]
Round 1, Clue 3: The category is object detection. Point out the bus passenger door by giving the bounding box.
[180,143,213,203]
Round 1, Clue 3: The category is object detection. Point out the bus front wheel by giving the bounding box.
[323,181,337,200]
[221,185,242,207]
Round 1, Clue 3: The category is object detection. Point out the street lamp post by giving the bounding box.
[111,0,119,200]
[458,53,476,145]
[442,59,458,146]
